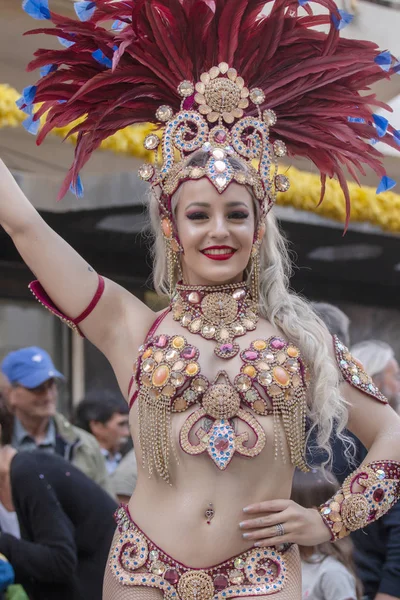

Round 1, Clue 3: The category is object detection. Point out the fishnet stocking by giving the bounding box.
[103,529,301,599]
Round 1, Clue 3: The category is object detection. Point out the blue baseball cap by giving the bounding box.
[1,347,64,389]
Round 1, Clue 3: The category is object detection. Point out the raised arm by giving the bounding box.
[0,160,155,395]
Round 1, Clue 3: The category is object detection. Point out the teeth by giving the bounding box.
[203,249,235,255]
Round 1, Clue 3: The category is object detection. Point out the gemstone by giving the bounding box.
[292,374,301,388]
[218,61,229,74]
[219,328,231,340]
[232,324,245,335]
[322,507,331,515]
[227,67,237,80]
[209,66,220,78]
[214,574,229,591]
[259,371,273,386]
[166,349,179,362]
[151,561,165,575]
[178,80,194,97]
[172,336,185,349]
[249,88,265,104]
[256,568,266,576]
[173,397,187,411]
[253,399,266,414]
[155,335,168,348]
[287,346,299,358]
[228,569,244,585]
[284,389,294,402]
[142,374,151,387]
[376,469,385,480]
[190,167,203,178]
[142,348,152,359]
[270,338,285,350]
[154,351,164,363]
[269,384,282,397]
[219,343,234,354]
[149,550,159,561]
[171,372,185,386]
[162,385,175,397]
[215,130,227,143]
[253,340,267,351]
[202,324,216,338]
[242,319,255,329]
[186,363,199,376]
[333,522,343,533]
[257,361,270,371]
[236,375,251,391]
[142,358,156,373]
[164,568,179,585]
[138,164,154,181]
[161,219,172,238]
[352,375,361,385]
[232,288,246,300]
[181,346,196,360]
[263,352,275,363]
[286,358,298,372]
[188,291,201,304]
[152,365,170,387]
[215,438,229,452]
[156,105,173,122]
[182,314,192,327]
[234,558,246,569]
[263,109,277,126]
[212,148,225,160]
[172,360,184,371]
[215,175,227,188]
[144,134,160,150]
[273,367,290,386]
[243,365,256,378]
[193,378,208,392]
[276,351,286,365]
[273,140,287,157]
[189,318,202,332]
[215,160,227,173]
[275,174,290,192]
[244,350,258,361]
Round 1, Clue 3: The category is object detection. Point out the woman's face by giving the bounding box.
[174,178,256,286]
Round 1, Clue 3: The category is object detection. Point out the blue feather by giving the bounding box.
[40,64,57,77]
[112,20,126,31]
[70,175,84,198]
[22,115,40,135]
[394,130,400,146]
[74,1,96,22]
[372,114,389,137]
[92,49,112,68]
[22,0,50,20]
[374,51,392,72]
[332,10,353,31]
[348,116,365,124]
[58,36,75,48]
[376,175,396,194]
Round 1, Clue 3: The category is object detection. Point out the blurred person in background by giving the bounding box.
[110,448,138,505]
[312,302,351,348]
[74,389,129,474]
[291,468,362,600]
[0,393,117,600]
[1,347,114,497]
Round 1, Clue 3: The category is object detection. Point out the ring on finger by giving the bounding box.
[275,523,285,537]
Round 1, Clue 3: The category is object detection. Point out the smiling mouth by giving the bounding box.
[201,246,237,260]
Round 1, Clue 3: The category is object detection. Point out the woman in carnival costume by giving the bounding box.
[1,0,400,598]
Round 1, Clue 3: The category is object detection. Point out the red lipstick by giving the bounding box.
[200,246,237,261]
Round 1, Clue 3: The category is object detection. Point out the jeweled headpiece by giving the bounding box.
[21,0,399,228]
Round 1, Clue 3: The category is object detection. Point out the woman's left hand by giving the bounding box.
[239,499,332,547]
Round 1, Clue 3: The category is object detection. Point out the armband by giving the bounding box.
[319,460,400,540]
[29,274,105,337]
[333,335,387,404]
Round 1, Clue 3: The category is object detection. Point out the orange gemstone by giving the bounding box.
[142,348,153,359]
[170,238,180,253]
[243,365,256,378]
[173,397,188,411]
[161,219,172,238]
[273,367,290,386]
[253,340,267,351]
[172,336,185,349]
[287,346,299,358]
[253,400,266,414]
[152,365,170,387]
[186,363,199,376]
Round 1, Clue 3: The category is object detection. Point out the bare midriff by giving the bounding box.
[127,315,296,567]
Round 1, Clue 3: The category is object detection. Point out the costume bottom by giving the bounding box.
[103,505,301,599]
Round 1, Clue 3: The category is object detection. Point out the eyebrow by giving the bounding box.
[185,201,249,210]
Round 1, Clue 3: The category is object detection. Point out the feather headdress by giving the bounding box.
[21,0,399,227]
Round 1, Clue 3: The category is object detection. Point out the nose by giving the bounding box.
[209,214,229,240]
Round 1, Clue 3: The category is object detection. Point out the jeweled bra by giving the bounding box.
[130,310,310,483]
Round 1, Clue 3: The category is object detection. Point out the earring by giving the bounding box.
[161,218,183,296]
[250,223,265,304]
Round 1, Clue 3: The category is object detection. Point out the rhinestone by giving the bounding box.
[186,362,199,376]
[275,174,290,192]
[153,350,164,363]
[232,288,246,300]
[232,324,245,335]
[142,358,156,373]
[215,175,227,187]
[259,371,273,386]
[218,62,229,74]
[164,568,179,585]
[193,378,207,392]
[172,360,184,371]
[292,374,301,388]
[142,374,151,386]
[182,314,192,327]
[269,384,282,397]
[144,134,160,150]
[376,469,386,480]
[188,291,201,304]
[200,72,211,84]
[178,80,194,97]
[138,164,154,181]
[253,340,267,350]
[263,352,275,363]
[173,397,187,411]
[287,346,299,358]
[195,82,206,94]
[352,375,360,385]
[243,365,256,378]
[286,358,298,372]
[234,558,246,569]
[249,88,265,105]
[257,361,270,371]
[253,399,266,414]
[152,365,170,387]
[219,328,231,340]
[273,366,290,386]
[162,385,175,397]
[149,550,159,561]
[214,129,227,143]
[171,372,185,386]
[209,66,220,79]
[215,160,227,173]
[285,389,294,402]
[190,167,203,178]
[227,67,237,80]
[156,105,173,122]
[151,561,165,575]
[214,574,229,590]
[202,142,212,152]
[229,569,244,585]
[263,109,277,126]
[276,351,286,365]
[212,148,225,160]
[236,375,251,392]
[189,318,202,332]
[323,507,332,515]
[273,140,287,157]
[149,388,161,399]
[166,349,179,362]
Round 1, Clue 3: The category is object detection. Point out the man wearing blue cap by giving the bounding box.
[1,347,113,497]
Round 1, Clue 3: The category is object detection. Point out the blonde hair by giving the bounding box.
[148,153,351,467]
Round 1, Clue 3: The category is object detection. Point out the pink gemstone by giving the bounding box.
[155,335,168,348]
[373,488,385,502]
[244,351,258,360]
[215,438,229,452]
[164,568,179,585]
[220,344,233,352]
[181,346,196,360]
[256,568,267,576]
[270,338,285,350]
[215,130,227,143]
[214,575,229,591]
